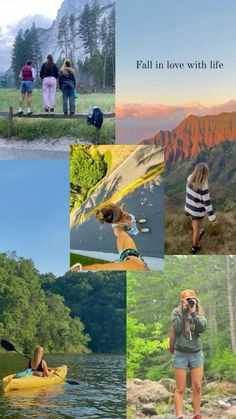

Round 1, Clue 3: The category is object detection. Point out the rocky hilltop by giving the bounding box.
[37,0,113,61]
[141,112,236,162]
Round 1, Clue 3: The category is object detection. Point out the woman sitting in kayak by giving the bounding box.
[29,346,54,377]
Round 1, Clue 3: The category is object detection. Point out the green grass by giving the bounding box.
[0,88,115,141]
[165,208,236,254]
[70,253,107,267]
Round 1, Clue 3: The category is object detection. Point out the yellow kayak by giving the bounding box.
[2,365,67,392]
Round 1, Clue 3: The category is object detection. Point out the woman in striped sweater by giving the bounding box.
[185,163,217,253]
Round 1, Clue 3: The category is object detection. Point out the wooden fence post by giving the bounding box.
[96,127,100,144]
[7,106,13,139]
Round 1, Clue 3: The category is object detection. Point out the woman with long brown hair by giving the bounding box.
[172,290,206,419]
[59,59,76,115]
[185,163,217,253]
[28,346,54,377]
[40,54,59,113]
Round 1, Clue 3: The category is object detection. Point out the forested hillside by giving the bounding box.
[0,252,90,354]
[127,255,236,382]
[43,271,126,353]
[0,253,126,354]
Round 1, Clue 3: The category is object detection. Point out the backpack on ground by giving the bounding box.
[87,106,103,129]
[169,326,175,354]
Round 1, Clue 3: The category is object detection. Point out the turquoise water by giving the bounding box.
[0,353,126,418]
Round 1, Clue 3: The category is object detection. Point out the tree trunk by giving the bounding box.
[226,256,236,354]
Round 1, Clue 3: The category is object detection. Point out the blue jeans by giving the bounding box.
[21,80,33,92]
[174,350,204,369]
[62,86,75,114]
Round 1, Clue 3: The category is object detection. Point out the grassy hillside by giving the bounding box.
[165,140,236,210]
[165,209,236,254]
[0,89,115,141]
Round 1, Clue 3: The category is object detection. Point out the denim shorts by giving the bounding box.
[174,350,204,369]
[21,80,33,92]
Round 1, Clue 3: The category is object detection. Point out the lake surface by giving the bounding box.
[0,353,126,418]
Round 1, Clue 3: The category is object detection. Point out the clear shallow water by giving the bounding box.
[0,353,126,418]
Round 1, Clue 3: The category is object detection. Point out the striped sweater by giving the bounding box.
[185,177,216,222]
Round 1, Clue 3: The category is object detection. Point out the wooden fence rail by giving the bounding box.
[0,106,115,141]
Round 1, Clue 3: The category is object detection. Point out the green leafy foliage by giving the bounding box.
[127,256,236,382]
[43,271,126,353]
[0,252,90,354]
[70,145,108,210]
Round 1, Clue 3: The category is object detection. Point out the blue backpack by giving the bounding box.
[87,106,103,129]
[14,368,33,378]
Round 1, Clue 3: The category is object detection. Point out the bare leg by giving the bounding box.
[18,92,26,107]
[71,227,145,271]
[192,219,201,246]
[174,368,187,417]
[112,226,137,252]
[26,92,33,108]
[190,365,204,415]
[71,259,146,271]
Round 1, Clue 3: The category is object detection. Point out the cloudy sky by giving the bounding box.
[116,0,236,143]
[0,0,63,72]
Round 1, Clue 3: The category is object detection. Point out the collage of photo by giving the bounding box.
[0,0,236,418]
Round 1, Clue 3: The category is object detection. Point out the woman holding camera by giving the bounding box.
[171,289,206,419]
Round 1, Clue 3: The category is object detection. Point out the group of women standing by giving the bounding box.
[18,54,76,115]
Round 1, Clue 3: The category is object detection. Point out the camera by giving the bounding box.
[187,298,195,308]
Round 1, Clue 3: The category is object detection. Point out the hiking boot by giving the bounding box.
[191,244,201,254]
[44,107,49,113]
[138,218,147,223]
[140,228,150,233]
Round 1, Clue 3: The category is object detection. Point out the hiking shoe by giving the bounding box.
[27,112,33,116]
[138,218,147,223]
[50,108,54,113]
[70,112,75,116]
[44,107,49,113]
[140,228,150,233]
[199,228,205,241]
[191,244,201,254]
[17,111,23,115]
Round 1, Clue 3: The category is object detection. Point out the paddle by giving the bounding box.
[1,339,80,386]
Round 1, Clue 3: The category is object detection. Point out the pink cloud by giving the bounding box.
[116,100,236,121]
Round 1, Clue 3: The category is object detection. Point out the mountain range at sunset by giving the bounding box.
[141,112,236,162]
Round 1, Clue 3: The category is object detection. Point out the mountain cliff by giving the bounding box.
[141,112,236,162]
[38,0,113,62]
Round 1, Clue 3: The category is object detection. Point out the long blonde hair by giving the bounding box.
[188,163,209,191]
[60,59,74,75]
[32,345,44,366]
[174,298,205,334]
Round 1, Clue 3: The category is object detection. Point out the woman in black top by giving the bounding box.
[40,55,59,113]
[59,59,76,115]
[29,345,54,377]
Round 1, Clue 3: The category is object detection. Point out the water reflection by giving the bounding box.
[0,353,126,418]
